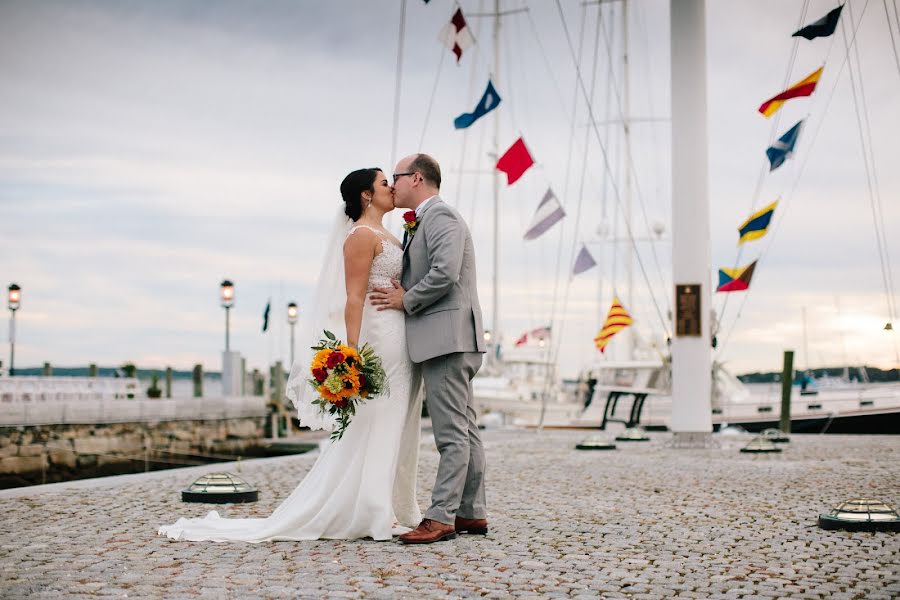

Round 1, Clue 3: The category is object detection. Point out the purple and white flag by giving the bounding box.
[523,188,566,240]
[572,245,597,275]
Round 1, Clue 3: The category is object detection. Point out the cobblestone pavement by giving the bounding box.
[1,430,898,599]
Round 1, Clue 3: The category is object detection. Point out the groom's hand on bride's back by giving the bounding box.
[370,279,405,311]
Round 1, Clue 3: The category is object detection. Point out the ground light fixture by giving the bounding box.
[760,428,790,443]
[615,427,650,442]
[182,472,259,503]
[818,497,900,532]
[740,435,782,454]
[575,434,616,451]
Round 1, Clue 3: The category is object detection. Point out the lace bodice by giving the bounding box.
[347,225,403,291]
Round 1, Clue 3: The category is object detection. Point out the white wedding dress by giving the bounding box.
[158,227,423,542]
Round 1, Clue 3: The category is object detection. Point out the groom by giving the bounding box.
[370,153,488,544]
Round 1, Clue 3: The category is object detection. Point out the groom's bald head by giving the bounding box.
[392,153,441,209]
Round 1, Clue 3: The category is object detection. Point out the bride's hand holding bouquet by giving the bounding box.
[308,330,386,441]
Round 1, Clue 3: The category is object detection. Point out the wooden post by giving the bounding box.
[780,351,794,434]
[42,362,52,376]
[192,364,203,398]
[165,367,173,398]
[89,364,98,377]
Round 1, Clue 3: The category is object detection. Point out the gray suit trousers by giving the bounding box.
[422,351,486,525]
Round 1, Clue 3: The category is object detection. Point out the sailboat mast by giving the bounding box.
[491,0,501,361]
[623,0,634,360]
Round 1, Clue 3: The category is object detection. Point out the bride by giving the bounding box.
[158,168,423,542]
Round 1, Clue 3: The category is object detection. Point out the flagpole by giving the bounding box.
[491,0,501,370]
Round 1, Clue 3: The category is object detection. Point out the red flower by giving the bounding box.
[334,399,348,409]
[326,351,345,369]
[312,367,327,383]
[403,210,417,223]
[358,373,367,389]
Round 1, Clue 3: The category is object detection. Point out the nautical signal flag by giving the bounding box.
[496,137,534,184]
[523,188,565,240]
[717,260,757,293]
[737,200,778,245]
[793,5,844,40]
[594,297,633,353]
[515,326,551,346]
[454,80,501,129]
[572,245,597,275]
[766,120,803,171]
[758,67,823,117]
[438,8,475,63]
[262,300,271,333]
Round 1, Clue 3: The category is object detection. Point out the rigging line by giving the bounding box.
[390,0,408,169]
[524,6,578,131]
[719,0,876,356]
[885,0,900,80]
[454,0,486,213]
[542,0,590,372]
[593,0,672,322]
[552,0,669,337]
[844,0,898,322]
[716,0,810,335]
[417,49,447,153]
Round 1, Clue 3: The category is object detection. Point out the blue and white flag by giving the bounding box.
[454,80,501,129]
[766,120,804,171]
[524,188,566,240]
[261,300,271,333]
[572,245,597,276]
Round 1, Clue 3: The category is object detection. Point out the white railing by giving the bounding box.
[0,376,141,403]
[0,396,269,426]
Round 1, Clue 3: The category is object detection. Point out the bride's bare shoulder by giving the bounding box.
[343,225,379,256]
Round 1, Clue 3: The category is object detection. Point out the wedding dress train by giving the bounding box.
[158,231,422,542]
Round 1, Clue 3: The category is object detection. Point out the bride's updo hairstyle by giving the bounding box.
[340,168,381,222]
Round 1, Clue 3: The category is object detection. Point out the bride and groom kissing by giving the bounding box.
[159,153,488,545]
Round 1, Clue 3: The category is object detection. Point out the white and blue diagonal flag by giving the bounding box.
[454,80,501,129]
[572,245,597,276]
[765,120,804,171]
[523,188,566,240]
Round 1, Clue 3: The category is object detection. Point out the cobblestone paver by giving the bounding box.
[0,430,898,598]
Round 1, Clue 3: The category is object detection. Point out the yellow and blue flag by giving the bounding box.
[737,200,778,245]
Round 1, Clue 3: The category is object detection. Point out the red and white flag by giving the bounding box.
[438,8,475,63]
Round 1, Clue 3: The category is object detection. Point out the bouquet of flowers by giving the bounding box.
[308,330,386,441]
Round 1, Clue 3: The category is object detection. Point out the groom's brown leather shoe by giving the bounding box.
[455,516,488,535]
[398,519,457,544]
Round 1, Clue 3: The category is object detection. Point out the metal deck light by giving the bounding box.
[818,497,900,532]
[740,435,782,453]
[182,471,258,503]
[7,284,20,376]
[575,434,617,451]
[220,280,234,352]
[615,427,650,442]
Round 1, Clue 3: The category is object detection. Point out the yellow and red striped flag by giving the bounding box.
[758,67,823,117]
[594,297,634,353]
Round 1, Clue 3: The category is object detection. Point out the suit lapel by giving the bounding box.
[402,196,441,257]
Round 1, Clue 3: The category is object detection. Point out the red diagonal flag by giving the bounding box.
[438,8,475,63]
[495,137,534,185]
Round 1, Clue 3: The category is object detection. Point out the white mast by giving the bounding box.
[491,0,501,365]
[670,0,713,446]
[622,0,634,361]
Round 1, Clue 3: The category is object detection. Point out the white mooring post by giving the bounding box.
[670,0,713,446]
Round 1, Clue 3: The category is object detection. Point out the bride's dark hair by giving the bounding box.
[340,168,381,222]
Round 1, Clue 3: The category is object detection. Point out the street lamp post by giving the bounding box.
[287,302,298,366]
[220,280,234,352]
[7,284,20,377]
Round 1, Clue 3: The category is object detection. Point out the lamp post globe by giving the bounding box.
[7,284,20,376]
[287,302,298,365]
[220,280,234,352]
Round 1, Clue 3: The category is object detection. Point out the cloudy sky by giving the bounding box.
[1,0,898,378]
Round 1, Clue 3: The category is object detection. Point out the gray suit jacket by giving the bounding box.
[401,197,486,363]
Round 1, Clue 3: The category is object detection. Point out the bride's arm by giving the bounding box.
[343,229,376,348]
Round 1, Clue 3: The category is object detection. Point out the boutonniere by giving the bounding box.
[402,210,419,237]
